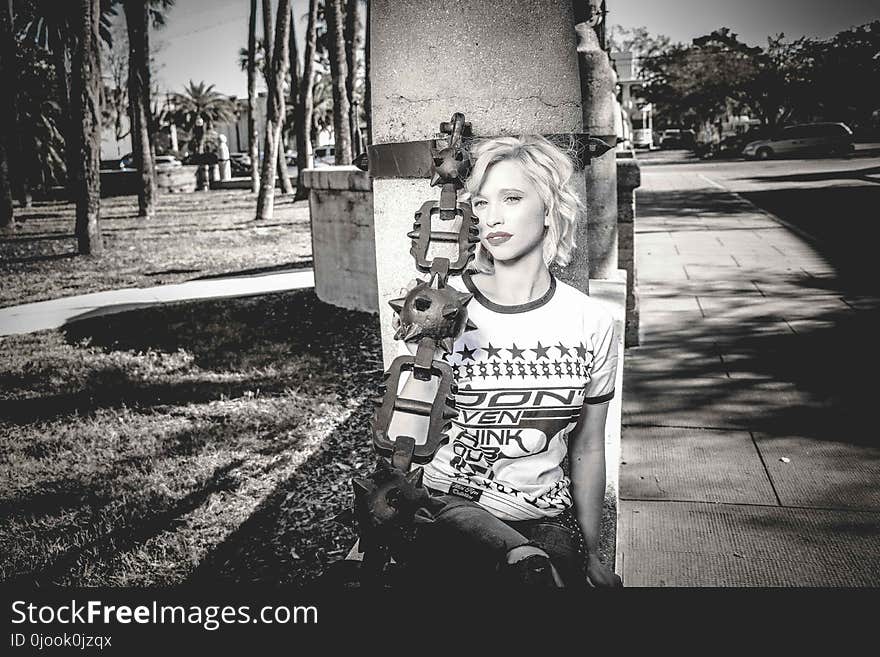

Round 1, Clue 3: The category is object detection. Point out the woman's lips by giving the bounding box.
[486,232,512,245]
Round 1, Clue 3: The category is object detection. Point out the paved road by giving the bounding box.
[617,151,880,586]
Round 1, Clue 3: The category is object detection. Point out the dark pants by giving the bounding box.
[405,489,589,588]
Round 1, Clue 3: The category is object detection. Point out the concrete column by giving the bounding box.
[617,159,641,347]
[576,22,618,279]
[371,0,588,368]
[301,166,378,313]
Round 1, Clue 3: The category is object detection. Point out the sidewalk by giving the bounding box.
[0,269,315,336]
[617,168,880,586]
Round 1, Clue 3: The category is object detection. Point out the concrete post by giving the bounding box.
[617,159,641,347]
[576,21,618,279]
[371,0,588,368]
[301,166,378,313]
[369,0,625,571]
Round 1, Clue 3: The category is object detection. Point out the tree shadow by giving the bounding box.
[740,186,880,295]
[187,397,378,586]
[737,165,880,185]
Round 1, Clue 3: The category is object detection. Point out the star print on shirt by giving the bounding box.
[575,342,588,359]
[483,343,503,360]
[555,342,571,357]
[457,344,478,362]
[507,343,526,360]
[531,341,551,359]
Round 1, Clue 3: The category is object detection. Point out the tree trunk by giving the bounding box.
[277,137,293,193]
[71,0,103,254]
[364,0,371,145]
[0,0,14,227]
[124,0,157,219]
[255,0,291,221]
[293,0,318,202]
[53,37,77,200]
[326,0,351,164]
[261,0,272,77]
[343,0,357,152]
[247,0,259,192]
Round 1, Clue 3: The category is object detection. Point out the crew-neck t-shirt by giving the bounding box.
[395,271,618,521]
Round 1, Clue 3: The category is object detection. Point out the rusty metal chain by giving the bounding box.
[371,112,479,474]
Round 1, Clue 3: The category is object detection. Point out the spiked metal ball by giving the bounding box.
[389,274,477,352]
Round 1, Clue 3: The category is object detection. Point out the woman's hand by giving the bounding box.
[586,551,623,588]
[390,278,423,332]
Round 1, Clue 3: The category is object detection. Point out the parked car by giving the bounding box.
[313,144,335,166]
[229,152,251,177]
[742,122,854,159]
[659,129,696,149]
[154,155,182,169]
[632,128,653,149]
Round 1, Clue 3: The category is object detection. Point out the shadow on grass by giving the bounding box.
[3,252,77,265]
[0,290,381,424]
[187,397,377,586]
[737,164,880,185]
[6,461,243,586]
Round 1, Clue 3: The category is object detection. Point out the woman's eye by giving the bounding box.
[504,196,522,203]
[473,200,486,208]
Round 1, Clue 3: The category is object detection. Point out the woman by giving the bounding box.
[391,135,621,588]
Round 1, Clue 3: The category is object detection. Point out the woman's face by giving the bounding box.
[471,159,547,265]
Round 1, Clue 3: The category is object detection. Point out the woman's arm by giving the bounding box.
[568,400,621,587]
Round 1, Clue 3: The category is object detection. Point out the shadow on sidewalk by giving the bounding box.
[741,186,880,296]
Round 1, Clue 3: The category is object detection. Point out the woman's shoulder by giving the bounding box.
[553,278,616,326]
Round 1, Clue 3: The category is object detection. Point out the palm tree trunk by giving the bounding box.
[364,0,371,145]
[277,137,293,193]
[326,0,351,164]
[123,0,157,219]
[52,37,77,200]
[247,0,259,192]
[71,0,103,254]
[343,0,357,153]
[0,0,14,227]
[293,0,318,202]
[255,0,291,221]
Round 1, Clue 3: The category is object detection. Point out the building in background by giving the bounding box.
[611,49,653,149]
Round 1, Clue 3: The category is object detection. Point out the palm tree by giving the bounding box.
[0,0,14,228]
[325,0,351,164]
[246,0,259,192]
[71,0,103,254]
[23,0,115,201]
[294,0,318,201]
[255,0,291,221]
[169,81,236,152]
[122,1,157,219]
[260,0,292,195]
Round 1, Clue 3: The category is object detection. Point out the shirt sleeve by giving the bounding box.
[583,308,618,404]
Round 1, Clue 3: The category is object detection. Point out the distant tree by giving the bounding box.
[641,28,760,128]
[325,0,350,164]
[246,0,259,191]
[255,0,291,220]
[70,0,103,254]
[169,81,237,153]
[608,24,672,61]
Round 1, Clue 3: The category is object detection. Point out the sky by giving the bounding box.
[145,0,879,99]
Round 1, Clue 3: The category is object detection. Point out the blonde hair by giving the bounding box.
[463,135,584,274]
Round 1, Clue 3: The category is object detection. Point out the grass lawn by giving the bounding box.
[0,190,312,309]
[0,289,382,586]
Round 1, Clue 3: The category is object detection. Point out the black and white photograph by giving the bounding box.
[1,0,879,640]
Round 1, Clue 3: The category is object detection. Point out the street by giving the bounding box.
[617,147,880,586]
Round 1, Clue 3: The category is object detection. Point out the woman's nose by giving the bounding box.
[484,205,503,226]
